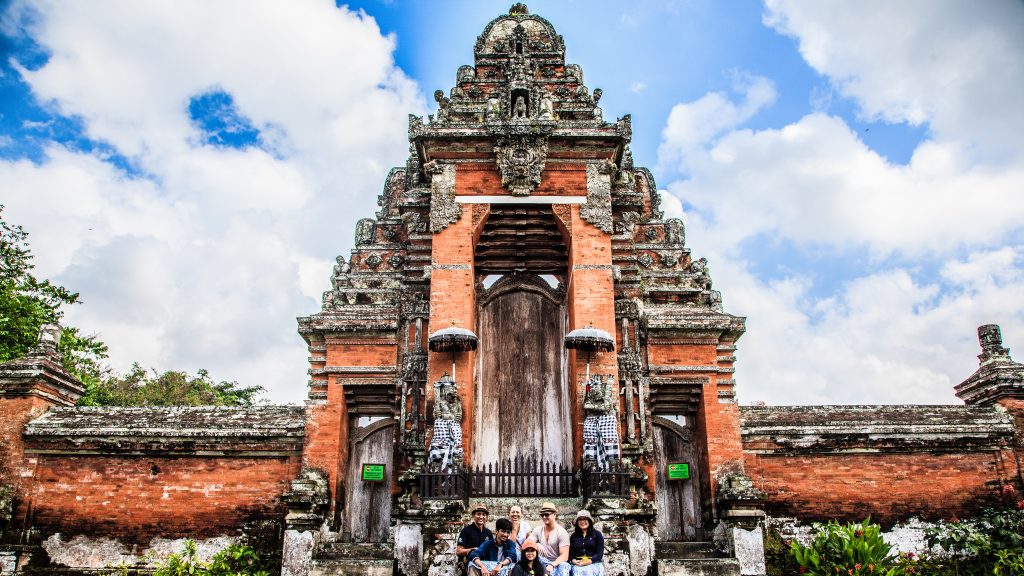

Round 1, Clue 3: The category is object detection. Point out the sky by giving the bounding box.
[1,0,1022,405]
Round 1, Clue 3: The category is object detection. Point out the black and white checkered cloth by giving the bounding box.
[428,418,463,471]
[583,413,620,470]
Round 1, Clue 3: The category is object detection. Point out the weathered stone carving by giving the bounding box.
[402,351,427,381]
[512,95,528,118]
[34,323,61,356]
[365,254,382,269]
[427,162,461,233]
[494,134,549,196]
[331,256,350,289]
[486,97,500,120]
[388,254,404,269]
[457,65,475,83]
[665,218,685,244]
[355,219,375,246]
[538,94,554,119]
[637,253,653,268]
[581,161,614,233]
[690,257,712,290]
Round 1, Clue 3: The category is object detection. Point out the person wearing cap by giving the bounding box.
[526,502,570,576]
[468,517,518,576]
[511,540,544,576]
[568,510,605,575]
[457,504,494,570]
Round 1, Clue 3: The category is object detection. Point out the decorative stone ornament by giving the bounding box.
[494,134,549,196]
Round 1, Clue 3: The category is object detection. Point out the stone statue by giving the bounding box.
[428,375,464,471]
[513,95,528,119]
[486,97,500,120]
[433,90,450,122]
[34,323,61,356]
[538,95,554,120]
[690,257,711,290]
[582,375,620,470]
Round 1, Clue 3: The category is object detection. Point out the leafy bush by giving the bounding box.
[154,542,271,576]
[921,505,1024,576]
[789,518,904,576]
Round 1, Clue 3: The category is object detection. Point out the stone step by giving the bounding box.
[309,558,392,576]
[316,541,393,560]
[657,558,741,576]
[655,541,724,559]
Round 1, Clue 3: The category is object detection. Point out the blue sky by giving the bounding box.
[1,0,1022,404]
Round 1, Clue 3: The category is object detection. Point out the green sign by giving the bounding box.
[668,463,690,480]
[362,463,386,482]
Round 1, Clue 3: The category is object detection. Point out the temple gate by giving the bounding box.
[291,4,758,574]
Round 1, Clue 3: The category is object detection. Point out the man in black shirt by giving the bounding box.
[457,503,493,571]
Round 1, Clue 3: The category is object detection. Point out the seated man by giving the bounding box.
[526,502,570,576]
[468,518,518,576]
[457,504,494,572]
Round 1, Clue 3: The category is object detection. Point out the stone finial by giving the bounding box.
[955,324,1024,405]
[34,323,62,357]
[978,324,1010,363]
[509,3,529,15]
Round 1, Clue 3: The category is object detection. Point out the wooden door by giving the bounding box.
[344,418,395,543]
[475,275,570,466]
[653,416,704,541]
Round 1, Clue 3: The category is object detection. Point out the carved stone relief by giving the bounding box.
[427,162,461,233]
[581,162,614,233]
[355,219,375,246]
[494,135,549,196]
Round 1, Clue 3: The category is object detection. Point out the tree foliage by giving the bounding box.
[1,205,263,407]
[79,364,264,407]
[0,204,108,382]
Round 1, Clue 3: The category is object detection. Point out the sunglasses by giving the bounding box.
[540,512,552,518]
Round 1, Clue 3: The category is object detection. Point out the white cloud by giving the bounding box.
[717,247,1024,405]
[630,81,647,94]
[658,73,776,170]
[659,2,1024,404]
[2,0,425,403]
[670,113,1024,257]
[764,0,1024,164]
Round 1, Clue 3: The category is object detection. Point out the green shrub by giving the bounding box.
[922,506,1024,576]
[789,518,904,576]
[154,542,270,576]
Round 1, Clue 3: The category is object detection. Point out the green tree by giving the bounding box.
[79,364,264,407]
[0,205,108,382]
[2,205,263,407]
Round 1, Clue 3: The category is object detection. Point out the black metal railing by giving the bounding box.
[581,461,630,499]
[419,458,629,501]
[470,458,575,498]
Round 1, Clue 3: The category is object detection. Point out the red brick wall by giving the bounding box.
[455,165,587,196]
[428,182,479,463]
[743,449,1013,525]
[26,453,301,542]
[997,398,1024,491]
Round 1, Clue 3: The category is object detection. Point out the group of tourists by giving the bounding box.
[456,502,605,576]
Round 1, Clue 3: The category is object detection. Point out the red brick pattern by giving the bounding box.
[743,449,1013,525]
[27,454,301,541]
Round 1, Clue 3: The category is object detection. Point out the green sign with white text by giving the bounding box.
[668,463,690,480]
[362,463,385,482]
